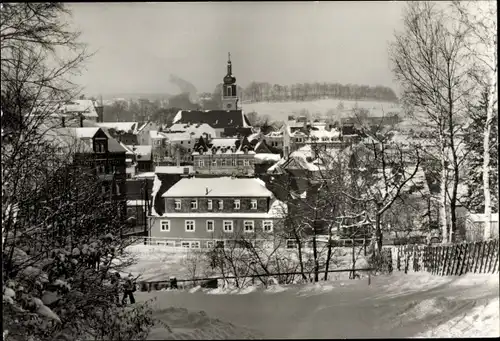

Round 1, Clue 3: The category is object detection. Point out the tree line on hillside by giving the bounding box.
[241,82,399,103]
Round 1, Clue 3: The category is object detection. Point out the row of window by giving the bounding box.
[154,239,297,249]
[175,199,258,211]
[196,159,251,167]
[160,219,273,233]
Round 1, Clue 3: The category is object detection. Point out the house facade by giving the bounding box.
[191,136,256,177]
[54,127,128,218]
[149,177,286,248]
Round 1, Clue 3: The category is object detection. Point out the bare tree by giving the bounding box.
[1,4,154,340]
[452,1,498,239]
[389,2,475,243]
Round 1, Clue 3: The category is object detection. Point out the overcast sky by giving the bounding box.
[68,1,406,97]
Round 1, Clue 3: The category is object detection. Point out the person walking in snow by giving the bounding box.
[110,272,121,305]
[122,273,136,305]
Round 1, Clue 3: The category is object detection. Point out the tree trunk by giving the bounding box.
[483,71,496,240]
[439,140,449,243]
[323,223,333,281]
[375,213,383,253]
[312,234,319,282]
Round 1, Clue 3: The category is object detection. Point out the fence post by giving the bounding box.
[486,240,495,273]
[459,243,468,276]
[441,246,449,276]
[479,241,488,273]
[493,240,499,273]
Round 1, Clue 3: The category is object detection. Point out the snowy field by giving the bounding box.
[241,99,400,122]
[139,272,499,339]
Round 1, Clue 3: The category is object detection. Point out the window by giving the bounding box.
[221,159,226,166]
[234,200,240,210]
[198,159,205,167]
[232,159,237,166]
[243,159,250,166]
[218,200,224,210]
[161,220,170,232]
[223,220,233,233]
[97,165,105,174]
[206,240,215,249]
[185,220,195,232]
[212,159,217,167]
[263,220,273,233]
[115,183,121,195]
[206,220,214,232]
[187,148,191,153]
[296,138,303,143]
[190,200,198,210]
[207,200,213,210]
[244,221,254,233]
[215,240,225,248]
[181,241,190,248]
[101,185,106,194]
[250,199,258,210]
[227,86,232,97]
[180,141,183,144]
[286,239,298,249]
[191,241,200,249]
[174,200,181,210]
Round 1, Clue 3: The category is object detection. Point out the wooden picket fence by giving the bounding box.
[385,239,499,276]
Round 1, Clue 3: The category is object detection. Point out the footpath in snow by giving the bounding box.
[138,272,499,339]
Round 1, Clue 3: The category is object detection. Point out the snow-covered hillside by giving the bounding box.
[139,272,499,339]
[241,99,400,122]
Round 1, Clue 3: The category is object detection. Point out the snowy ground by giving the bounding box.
[138,272,499,339]
[122,244,370,283]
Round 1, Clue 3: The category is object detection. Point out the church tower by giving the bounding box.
[221,52,239,110]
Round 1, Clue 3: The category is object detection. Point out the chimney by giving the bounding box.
[61,116,66,128]
[176,147,180,167]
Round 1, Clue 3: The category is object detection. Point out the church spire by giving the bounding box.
[227,52,232,75]
[222,52,239,110]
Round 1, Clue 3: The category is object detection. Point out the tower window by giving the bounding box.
[227,86,232,97]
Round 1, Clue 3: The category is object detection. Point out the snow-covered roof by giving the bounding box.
[211,138,238,148]
[163,177,273,198]
[155,166,195,174]
[127,145,152,156]
[167,123,217,136]
[96,122,138,133]
[120,142,135,155]
[62,100,98,118]
[134,172,156,179]
[150,130,165,139]
[162,132,192,141]
[254,153,281,163]
[72,127,100,139]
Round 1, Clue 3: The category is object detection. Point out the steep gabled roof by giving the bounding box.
[173,109,251,129]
